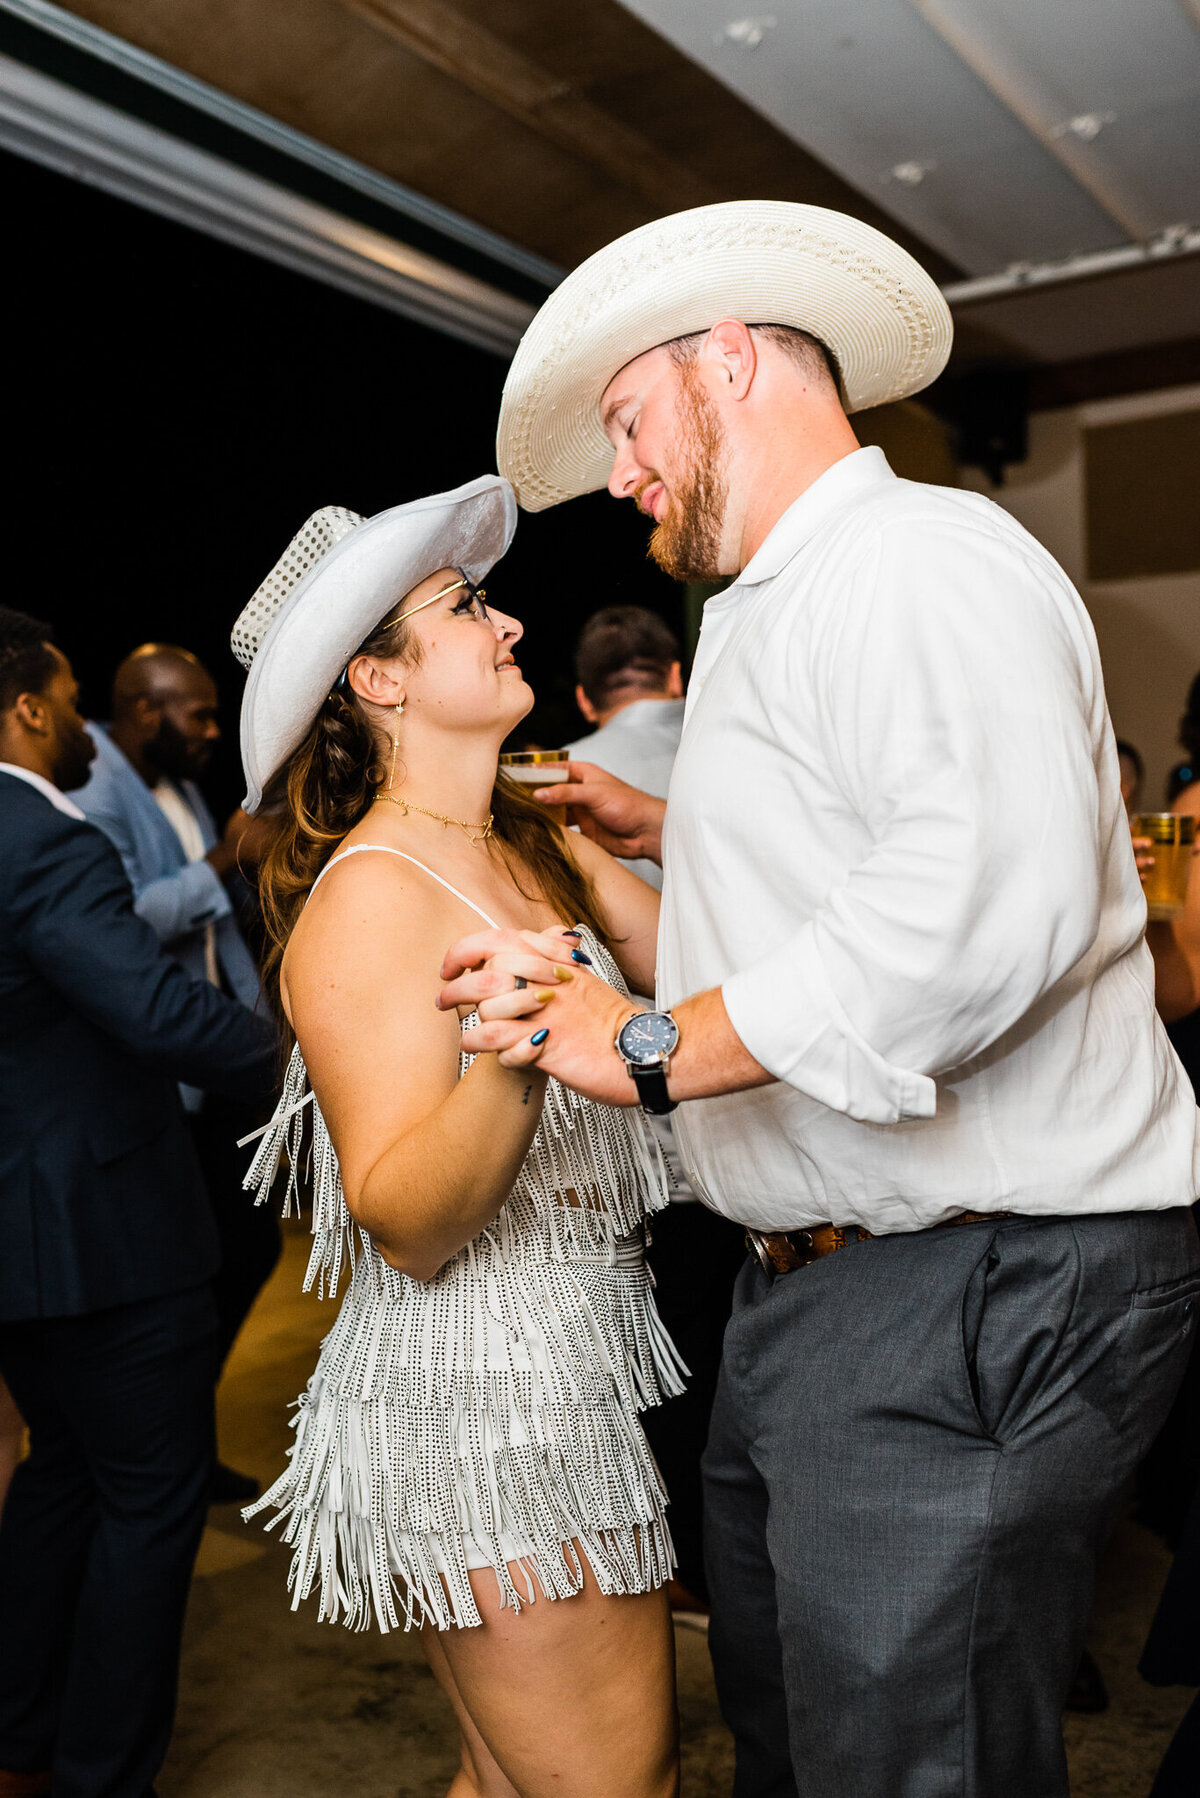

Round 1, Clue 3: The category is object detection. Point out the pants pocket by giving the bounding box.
[1117,1279,1200,1459]
[960,1231,1004,1440]
[961,1224,1081,1444]
[1132,1270,1200,1312]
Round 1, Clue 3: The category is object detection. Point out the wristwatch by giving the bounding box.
[615,1010,680,1115]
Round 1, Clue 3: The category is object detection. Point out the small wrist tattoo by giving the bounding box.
[521,1083,533,1107]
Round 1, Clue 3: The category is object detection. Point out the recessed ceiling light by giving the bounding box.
[1051,111,1116,141]
[718,17,778,50]
[889,160,935,186]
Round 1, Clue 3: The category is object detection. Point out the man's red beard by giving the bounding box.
[645,361,729,583]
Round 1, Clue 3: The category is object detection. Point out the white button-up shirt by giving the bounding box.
[657,447,1200,1233]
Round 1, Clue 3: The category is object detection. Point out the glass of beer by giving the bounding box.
[1132,813,1197,920]
[499,749,570,789]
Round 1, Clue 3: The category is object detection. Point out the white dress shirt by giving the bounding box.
[657,447,1200,1232]
[0,763,86,821]
[566,698,695,1199]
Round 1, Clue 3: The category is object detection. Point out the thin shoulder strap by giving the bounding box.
[307,844,501,928]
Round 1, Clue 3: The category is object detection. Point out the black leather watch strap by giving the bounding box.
[631,1062,677,1115]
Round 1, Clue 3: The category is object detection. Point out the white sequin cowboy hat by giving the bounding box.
[497,200,953,513]
[232,475,517,813]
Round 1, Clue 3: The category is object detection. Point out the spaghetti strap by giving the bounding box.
[307,843,501,928]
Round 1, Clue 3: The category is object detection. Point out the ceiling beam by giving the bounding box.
[339,0,720,212]
[944,229,1200,306]
[0,0,563,287]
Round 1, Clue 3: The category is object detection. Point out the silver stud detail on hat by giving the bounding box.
[231,506,364,670]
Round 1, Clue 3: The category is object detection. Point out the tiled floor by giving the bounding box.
[159,1221,1191,1796]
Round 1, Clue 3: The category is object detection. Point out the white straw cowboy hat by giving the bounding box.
[497,200,953,512]
[232,475,517,813]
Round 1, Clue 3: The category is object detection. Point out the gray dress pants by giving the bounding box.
[703,1208,1200,1798]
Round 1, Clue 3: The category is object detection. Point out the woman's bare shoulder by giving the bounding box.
[282,847,460,1004]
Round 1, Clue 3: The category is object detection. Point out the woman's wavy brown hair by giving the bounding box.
[256,599,608,1012]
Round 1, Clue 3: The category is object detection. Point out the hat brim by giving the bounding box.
[239,475,517,812]
[497,201,953,513]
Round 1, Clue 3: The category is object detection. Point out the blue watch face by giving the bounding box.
[619,1011,679,1065]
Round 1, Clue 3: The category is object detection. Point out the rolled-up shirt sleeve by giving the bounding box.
[721,515,1105,1124]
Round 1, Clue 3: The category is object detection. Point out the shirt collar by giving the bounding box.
[0,762,87,821]
[603,698,686,731]
[730,446,897,592]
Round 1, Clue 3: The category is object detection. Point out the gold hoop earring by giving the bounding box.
[389,700,404,792]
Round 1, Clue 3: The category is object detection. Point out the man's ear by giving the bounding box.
[133,694,161,738]
[12,691,49,737]
[701,319,757,399]
[666,661,684,699]
[575,683,599,725]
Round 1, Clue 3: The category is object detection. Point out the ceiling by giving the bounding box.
[11,0,951,270]
[616,0,1200,384]
[3,0,1199,405]
[618,0,1200,276]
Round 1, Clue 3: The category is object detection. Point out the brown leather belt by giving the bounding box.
[746,1211,1010,1279]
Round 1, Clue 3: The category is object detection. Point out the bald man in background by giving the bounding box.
[76,646,279,1505]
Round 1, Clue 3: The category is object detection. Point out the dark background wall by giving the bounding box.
[5,148,681,818]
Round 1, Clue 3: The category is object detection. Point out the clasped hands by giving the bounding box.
[436,926,640,1107]
[435,761,666,1108]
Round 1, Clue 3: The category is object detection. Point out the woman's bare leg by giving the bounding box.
[430,1547,679,1798]
[422,1628,521,1798]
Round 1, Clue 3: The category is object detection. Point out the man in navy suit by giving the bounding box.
[0,608,275,1798]
[76,645,280,1501]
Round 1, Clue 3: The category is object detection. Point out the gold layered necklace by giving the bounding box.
[374,790,494,844]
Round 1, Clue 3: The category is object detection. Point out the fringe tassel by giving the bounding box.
[243,927,685,1632]
[246,1348,676,1634]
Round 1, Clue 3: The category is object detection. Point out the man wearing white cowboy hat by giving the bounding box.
[438,201,1200,1796]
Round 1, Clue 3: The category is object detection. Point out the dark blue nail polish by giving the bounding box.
[530,1028,549,1046]
[571,948,592,965]
[562,929,582,939]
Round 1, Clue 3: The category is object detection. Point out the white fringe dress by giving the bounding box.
[243,844,686,1634]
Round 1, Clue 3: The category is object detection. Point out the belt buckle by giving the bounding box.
[746,1230,776,1278]
[746,1229,814,1279]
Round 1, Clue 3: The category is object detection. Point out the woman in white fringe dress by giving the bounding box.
[233,478,685,1798]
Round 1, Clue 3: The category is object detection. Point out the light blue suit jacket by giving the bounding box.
[76,725,262,1106]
